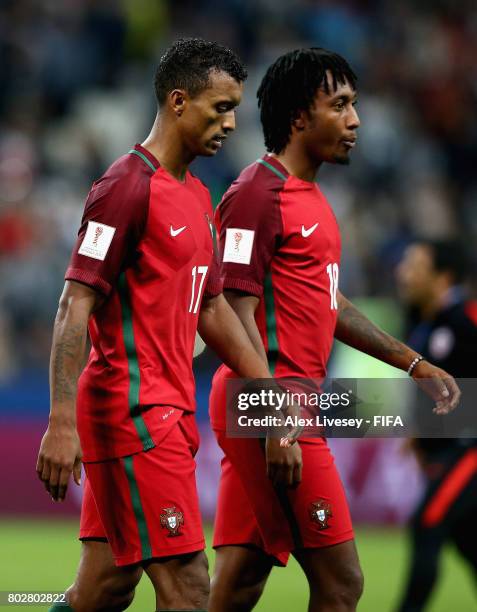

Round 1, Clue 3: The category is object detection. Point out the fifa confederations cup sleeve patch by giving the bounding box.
[223,227,255,265]
[78,221,116,261]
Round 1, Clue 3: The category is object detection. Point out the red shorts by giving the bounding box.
[210,372,354,566]
[79,411,205,566]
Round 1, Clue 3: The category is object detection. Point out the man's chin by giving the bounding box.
[332,153,351,166]
[203,142,220,157]
[197,146,217,158]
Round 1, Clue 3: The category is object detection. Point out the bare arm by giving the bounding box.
[199,291,302,487]
[198,292,270,378]
[222,291,268,364]
[334,290,460,413]
[335,290,415,370]
[36,280,102,501]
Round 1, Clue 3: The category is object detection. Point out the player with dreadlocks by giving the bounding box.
[208,48,460,611]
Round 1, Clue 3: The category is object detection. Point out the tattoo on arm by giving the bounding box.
[335,294,412,369]
[52,323,86,402]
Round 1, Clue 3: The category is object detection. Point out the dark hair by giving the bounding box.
[421,239,469,283]
[154,38,247,106]
[257,47,357,153]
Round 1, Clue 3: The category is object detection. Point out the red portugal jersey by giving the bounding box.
[211,155,341,429]
[66,144,221,461]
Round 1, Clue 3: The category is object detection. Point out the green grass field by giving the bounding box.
[0,520,475,611]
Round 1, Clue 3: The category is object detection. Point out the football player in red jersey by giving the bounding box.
[36,39,302,612]
[208,48,461,612]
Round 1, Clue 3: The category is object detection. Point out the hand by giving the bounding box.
[280,422,304,449]
[279,397,305,448]
[36,423,82,502]
[411,360,461,415]
[265,436,302,488]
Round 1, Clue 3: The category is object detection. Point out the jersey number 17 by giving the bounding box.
[188,265,208,314]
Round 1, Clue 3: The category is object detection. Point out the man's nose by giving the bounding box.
[347,106,360,129]
[222,110,236,133]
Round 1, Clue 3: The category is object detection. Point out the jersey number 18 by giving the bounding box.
[326,263,339,310]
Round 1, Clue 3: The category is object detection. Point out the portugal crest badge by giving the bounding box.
[310,500,332,530]
[160,507,184,537]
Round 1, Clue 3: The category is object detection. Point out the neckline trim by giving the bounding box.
[256,157,288,181]
[129,148,157,172]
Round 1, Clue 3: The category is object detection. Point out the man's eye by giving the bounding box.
[335,103,344,110]
[217,105,229,113]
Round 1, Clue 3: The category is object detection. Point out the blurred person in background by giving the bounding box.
[208,48,460,612]
[35,38,298,612]
[396,240,477,612]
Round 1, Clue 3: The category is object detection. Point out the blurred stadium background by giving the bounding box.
[0,1,476,610]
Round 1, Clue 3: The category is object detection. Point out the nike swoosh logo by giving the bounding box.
[301,223,319,237]
[170,225,187,237]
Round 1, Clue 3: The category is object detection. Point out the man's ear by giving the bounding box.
[292,110,306,131]
[169,89,188,117]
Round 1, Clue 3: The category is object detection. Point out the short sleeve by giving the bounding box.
[204,251,223,297]
[215,177,283,297]
[65,165,150,296]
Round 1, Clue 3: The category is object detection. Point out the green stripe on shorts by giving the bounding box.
[123,455,152,560]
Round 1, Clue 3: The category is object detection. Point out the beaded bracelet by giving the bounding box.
[407,355,424,376]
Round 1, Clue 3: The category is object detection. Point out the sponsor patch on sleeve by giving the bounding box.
[223,228,255,265]
[78,221,116,261]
